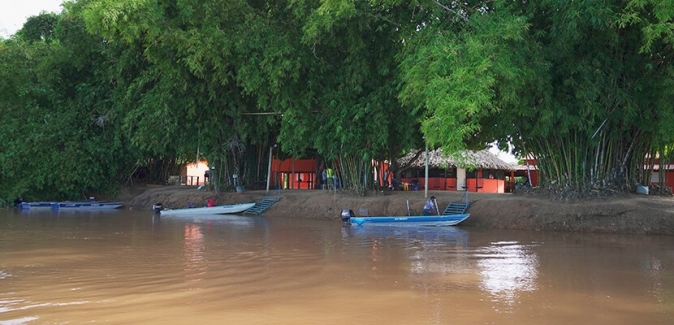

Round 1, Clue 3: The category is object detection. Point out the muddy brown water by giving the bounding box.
[1,209,672,324]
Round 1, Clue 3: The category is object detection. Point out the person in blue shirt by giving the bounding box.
[423,196,437,215]
[321,168,327,190]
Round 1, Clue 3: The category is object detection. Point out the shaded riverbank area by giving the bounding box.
[115,185,674,236]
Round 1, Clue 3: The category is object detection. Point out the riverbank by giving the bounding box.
[116,185,674,235]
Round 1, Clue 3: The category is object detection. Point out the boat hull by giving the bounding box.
[19,202,53,210]
[159,203,256,216]
[54,202,123,210]
[20,202,123,210]
[349,213,470,226]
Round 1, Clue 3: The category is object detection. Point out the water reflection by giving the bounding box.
[0,316,39,325]
[344,225,472,290]
[1,210,672,325]
[347,226,540,314]
[183,224,206,281]
[343,224,470,246]
[476,241,538,310]
[645,255,667,304]
[163,214,258,228]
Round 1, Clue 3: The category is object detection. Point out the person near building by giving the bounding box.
[326,167,335,191]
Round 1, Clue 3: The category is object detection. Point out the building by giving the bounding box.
[397,149,515,193]
[270,157,319,189]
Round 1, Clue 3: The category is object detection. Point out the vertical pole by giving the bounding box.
[212,165,218,194]
[526,160,532,186]
[473,170,476,192]
[266,145,273,193]
[424,142,429,198]
[291,158,296,189]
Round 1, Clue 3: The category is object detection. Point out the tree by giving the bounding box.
[394,0,674,195]
[0,4,137,201]
[16,12,60,43]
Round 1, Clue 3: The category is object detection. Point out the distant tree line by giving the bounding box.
[1,0,673,203]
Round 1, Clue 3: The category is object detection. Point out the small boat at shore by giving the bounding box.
[341,192,471,226]
[158,202,256,216]
[343,211,470,226]
[18,202,53,210]
[19,201,123,210]
[54,202,124,210]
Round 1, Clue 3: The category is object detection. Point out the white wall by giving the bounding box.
[457,168,466,191]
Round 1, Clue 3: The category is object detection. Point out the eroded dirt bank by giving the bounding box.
[115,185,674,235]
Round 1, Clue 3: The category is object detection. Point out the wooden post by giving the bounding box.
[266,145,273,193]
[424,142,429,198]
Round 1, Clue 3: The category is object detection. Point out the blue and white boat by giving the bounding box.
[19,202,54,210]
[346,213,470,226]
[53,202,124,210]
[19,201,123,210]
[342,192,471,227]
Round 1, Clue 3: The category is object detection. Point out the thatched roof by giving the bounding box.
[398,149,515,171]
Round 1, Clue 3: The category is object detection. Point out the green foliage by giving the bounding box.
[3,0,674,200]
[501,0,674,190]
[16,12,60,43]
[279,0,421,188]
[0,3,137,200]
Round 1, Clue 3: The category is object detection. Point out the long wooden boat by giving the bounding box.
[347,213,470,226]
[20,201,123,210]
[159,202,256,216]
[54,202,124,210]
[19,202,54,210]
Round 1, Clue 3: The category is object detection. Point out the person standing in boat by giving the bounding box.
[423,196,438,215]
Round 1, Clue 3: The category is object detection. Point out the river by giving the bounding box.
[1,208,672,324]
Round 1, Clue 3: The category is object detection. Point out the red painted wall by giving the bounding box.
[270,158,319,189]
[401,178,459,191]
[272,158,317,172]
[398,177,505,193]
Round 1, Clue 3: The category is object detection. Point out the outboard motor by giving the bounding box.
[340,209,355,223]
[152,202,163,214]
[13,196,23,208]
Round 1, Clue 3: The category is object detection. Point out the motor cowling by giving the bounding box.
[340,209,355,223]
[152,203,163,214]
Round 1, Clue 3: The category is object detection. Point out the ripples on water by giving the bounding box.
[1,210,672,324]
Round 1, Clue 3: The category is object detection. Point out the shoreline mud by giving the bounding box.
[118,185,674,236]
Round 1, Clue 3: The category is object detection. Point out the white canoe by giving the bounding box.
[159,202,256,216]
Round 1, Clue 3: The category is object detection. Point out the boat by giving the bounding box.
[344,212,470,226]
[342,192,471,226]
[158,202,256,216]
[19,202,54,210]
[19,201,123,210]
[54,202,123,210]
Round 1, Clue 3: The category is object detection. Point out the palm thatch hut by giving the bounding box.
[395,149,515,193]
